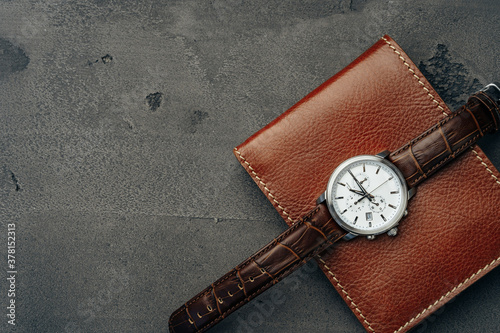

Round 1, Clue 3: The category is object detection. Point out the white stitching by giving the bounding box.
[381,36,448,117]
[234,147,377,331]
[234,37,500,333]
[383,35,500,332]
[393,258,499,333]
[317,256,376,332]
[234,148,294,223]
[471,149,500,185]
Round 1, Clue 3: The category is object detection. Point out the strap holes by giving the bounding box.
[197,312,202,319]
[188,318,194,325]
[238,283,243,290]
[260,268,266,274]
[249,276,254,282]
[218,298,223,304]
[228,291,233,297]
[207,305,213,312]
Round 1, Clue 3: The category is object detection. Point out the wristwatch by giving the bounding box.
[169,83,500,333]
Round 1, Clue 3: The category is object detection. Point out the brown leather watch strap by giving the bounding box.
[169,203,346,333]
[389,90,500,188]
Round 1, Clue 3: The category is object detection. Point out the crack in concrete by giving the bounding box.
[9,170,21,192]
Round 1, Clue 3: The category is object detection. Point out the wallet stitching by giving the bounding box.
[231,39,500,333]
[471,148,500,185]
[383,37,500,332]
[234,148,294,222]
[317,256,376,332]
[234,147,376,332]
[393,257,499,333]
[381,36,448,117]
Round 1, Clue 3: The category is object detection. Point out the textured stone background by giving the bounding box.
[1,0,499,332]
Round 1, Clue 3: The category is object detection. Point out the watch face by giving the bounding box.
[325,155,409,235]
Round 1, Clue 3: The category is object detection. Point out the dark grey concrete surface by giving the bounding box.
[0,0,499,332]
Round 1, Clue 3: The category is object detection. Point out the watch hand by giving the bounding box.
[354,192,373,205]
[348,170,372,201]
[352,190,374,201]
[349,188,365,196]
[366,177,393,195]
[347,185,370,197]
[348,170,365,192]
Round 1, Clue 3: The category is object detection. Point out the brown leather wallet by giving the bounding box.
[169,78,499,333]
[168,35,500,333]
[233,35,500,332]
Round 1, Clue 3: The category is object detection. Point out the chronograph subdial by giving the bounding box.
[346,194,367,212]
[369,195,387,213]
[349,173,370,191]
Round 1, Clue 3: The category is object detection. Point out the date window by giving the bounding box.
[365,212,373,221]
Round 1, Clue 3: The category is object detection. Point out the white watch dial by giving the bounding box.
[326,156,408,235]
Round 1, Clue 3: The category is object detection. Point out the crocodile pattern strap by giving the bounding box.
[389,90,500,188]
[169,203,346,333]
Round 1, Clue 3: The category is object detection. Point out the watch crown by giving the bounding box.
[366,235,376,240]
[387,227,398,237]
